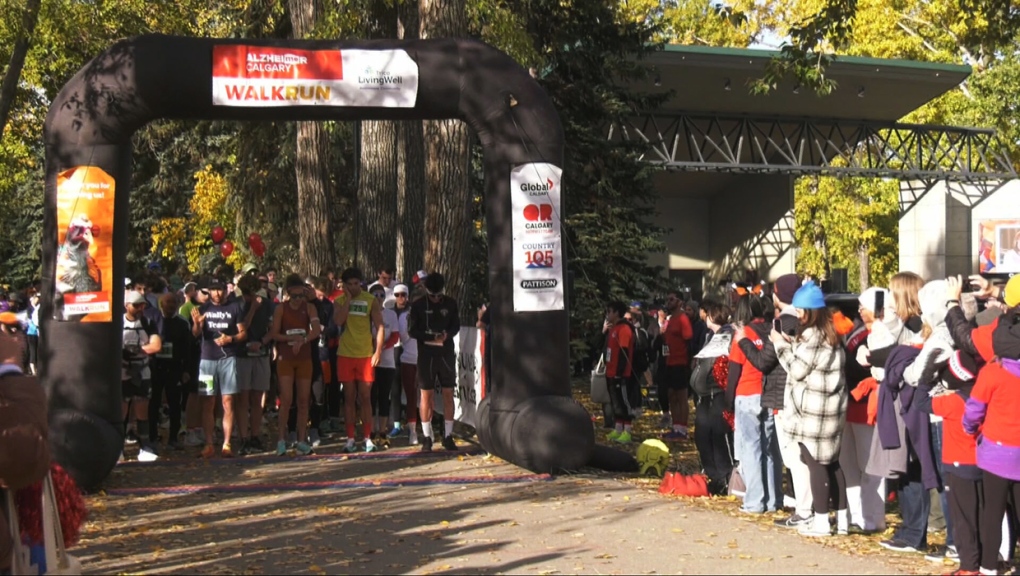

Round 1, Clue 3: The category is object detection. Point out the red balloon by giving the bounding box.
[248,232,262,248]
[252,239,266,258]
[211,225,226,244]
[220,240,234,258]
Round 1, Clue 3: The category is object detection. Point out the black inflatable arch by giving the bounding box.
[41,34,594,489]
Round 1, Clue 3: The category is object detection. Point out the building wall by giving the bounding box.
[899,180,1019,280]
[652,172,796,294]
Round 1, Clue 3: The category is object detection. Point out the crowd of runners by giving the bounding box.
[104,262,465,462]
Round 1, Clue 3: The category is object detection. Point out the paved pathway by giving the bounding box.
[75,445,933,575]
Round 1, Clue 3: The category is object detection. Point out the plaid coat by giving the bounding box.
[775,327,848,464]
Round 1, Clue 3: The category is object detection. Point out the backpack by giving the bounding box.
[632,325,651,374]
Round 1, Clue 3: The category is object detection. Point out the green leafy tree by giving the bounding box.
[525,0,671,362]
[794,170,899,291]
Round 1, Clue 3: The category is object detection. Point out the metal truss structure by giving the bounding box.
[608,113,1016,214]
[703,209,796,292]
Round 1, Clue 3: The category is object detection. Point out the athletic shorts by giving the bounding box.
[662,364,691,391]
[337,355,374,383]
[122,379,151,400]
[236,355,271,392]
[417,353,456,390]
[277,358,313,381]
[198,356,240,396]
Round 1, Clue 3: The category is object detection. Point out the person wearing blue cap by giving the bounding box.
[772,281,849,538]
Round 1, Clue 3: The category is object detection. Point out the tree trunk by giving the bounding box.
[395,0,425,283]
[421,0,471,308]
[356,121,398,275]
[858,242,870,290]
[289,0,336,275]
[396,120,426,282]
[0,0,42,140]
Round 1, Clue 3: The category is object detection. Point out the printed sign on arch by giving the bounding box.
[211,45,419,108]
[511,162,564,312]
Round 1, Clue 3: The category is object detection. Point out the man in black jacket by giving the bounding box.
[407,272,460,452]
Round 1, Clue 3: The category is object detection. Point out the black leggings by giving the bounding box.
[799,443,847,515]
[981,471,1020,570]
[371,367,396,418]
[694,393,734,494]
[946,472,983,572]
[148,370,182,442]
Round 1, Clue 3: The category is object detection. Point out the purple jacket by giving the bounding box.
[877,346,921,449]
[964,358,1020,481]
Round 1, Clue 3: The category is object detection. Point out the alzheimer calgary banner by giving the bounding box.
[212,45,418,108]
[54,166,115,322]
[453,328,486,428]
[511,163,565,312]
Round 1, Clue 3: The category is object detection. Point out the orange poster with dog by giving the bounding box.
[54,166,115,322]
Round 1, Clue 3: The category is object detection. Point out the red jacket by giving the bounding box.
[932,392,976,467]
[663,313,693,367]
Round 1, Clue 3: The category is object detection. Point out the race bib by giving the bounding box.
[246,342,267,357]
[662,345,670,357]
[199,373,215,395]
[155,342,173,359]
[605,348,612,363]
[286,329,307,337]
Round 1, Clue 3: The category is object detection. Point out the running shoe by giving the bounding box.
[221,445,234,458]
[365,439,377,453]
[248,437,265,453]
[607,429,622,441]
[344,439,357,453]
[774,514,811,529]
[309,429,322,448]
[442,435,457,451]
[200,444,215,459]
[879,539,920,553]
[925,546,960,564]
[387,425,403,439]
[409,430,419,445]
[183,430,204,447]
[295,442,313,455]
[125,430,139,445]
[614,430,633,443]
[421,437,433,452]
[138,447,159,462]
[661,430,687,441]
[276,440,287,456]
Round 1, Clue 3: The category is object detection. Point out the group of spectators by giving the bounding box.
[118,262,464,462]
[602,270,1020,575]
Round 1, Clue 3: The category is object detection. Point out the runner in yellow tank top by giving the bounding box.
[334,267,385,453]
[337,291,377,358]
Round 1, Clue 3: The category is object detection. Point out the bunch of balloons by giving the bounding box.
[210,225,266,259]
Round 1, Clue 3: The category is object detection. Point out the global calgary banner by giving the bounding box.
[211,45,419,108]
[510,163,565,312]
[54,166,115,322]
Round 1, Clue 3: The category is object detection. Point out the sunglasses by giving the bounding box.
[288,292,306,299]
[395,293,408,298]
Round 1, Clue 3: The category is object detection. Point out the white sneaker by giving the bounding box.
[409,430,419,445]
[799,514,832,537]
[138,448,159,462]
[183,430,204,447]
[309,429,322,448]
